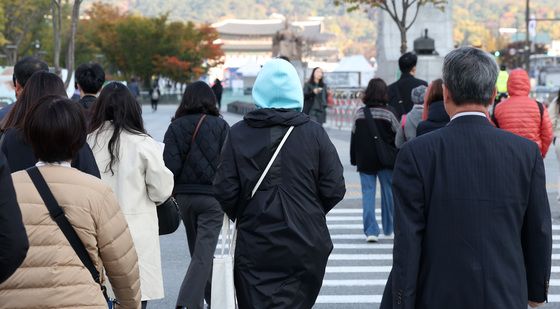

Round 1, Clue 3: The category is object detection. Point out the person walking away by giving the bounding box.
[211,78,224,111]
[150,84,161,112]
[1,71,100,177]
[548,89,560,200]
[350,78,399,242]
[163,81,229,309]
[88,82,173,309]
[75,63,105,112]
[416,78,449,136]
[0,57,48,122]
[496,64,509,95]
[388,52,428,120]
[128,77,141,99]
[396,85,427,147]
[380,47,551,309]
[0,151,28,284]
[303,67,328,125]
[0,95,141,308]
[492,69,553,157]
[214,59,346,309]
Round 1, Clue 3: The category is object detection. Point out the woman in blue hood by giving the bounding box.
[214,59,346,309]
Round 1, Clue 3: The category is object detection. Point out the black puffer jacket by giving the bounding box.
[163,113,229,195]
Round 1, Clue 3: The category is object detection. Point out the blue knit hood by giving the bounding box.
[252,59,303,111]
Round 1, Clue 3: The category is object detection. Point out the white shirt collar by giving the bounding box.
[35,161,72,168]
[450,111,487,122]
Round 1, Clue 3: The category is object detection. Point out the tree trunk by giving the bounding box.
[399,25,408,54]
[51,0,62,76]
[64,0,82,88]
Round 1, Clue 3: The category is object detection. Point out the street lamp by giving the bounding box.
[34,40,40,57]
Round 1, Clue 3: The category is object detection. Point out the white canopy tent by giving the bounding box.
[331,55,376,88]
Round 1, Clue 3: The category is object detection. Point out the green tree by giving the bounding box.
[0,0,50,64]
[335,0,447,54]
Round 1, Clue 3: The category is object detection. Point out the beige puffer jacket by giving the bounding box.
[0,166,141,309]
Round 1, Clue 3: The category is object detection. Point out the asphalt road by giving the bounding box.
[143,105,560,309]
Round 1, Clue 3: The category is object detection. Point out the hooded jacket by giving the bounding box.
[214,59,346,309]
[493,69,553,157]
[396,104,424,147]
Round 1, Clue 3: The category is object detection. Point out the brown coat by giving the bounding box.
[0,166,141,309]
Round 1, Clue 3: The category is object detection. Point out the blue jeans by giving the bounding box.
[360,170,394,236]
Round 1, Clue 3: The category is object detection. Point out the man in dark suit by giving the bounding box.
[382,47,552,309]
[388,52,428,120]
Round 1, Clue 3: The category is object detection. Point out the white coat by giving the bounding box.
[88,122,173,300]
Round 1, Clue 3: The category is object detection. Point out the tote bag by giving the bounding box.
[211,126,294,309]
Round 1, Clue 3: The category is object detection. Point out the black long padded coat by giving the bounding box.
[213,108,346,309]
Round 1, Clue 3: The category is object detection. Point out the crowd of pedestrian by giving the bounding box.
[0,44,555,309]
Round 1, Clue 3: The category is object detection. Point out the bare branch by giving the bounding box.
[406,1,422,30]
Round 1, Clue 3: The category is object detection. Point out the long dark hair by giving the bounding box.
[362,78,389,107]
[2,71,66,130]
[425,78,444,105]
[308,67,324,86]
[173,81,219,121]
[89,82,147,175]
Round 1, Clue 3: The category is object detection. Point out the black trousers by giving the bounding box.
[176,194,224,309]
[151,99,159,111]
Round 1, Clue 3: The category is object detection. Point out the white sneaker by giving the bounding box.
[381,233,394,240]
[366,235,379,243]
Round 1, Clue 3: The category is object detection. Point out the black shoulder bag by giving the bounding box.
[363,107,398,169]
[26,166,113,307]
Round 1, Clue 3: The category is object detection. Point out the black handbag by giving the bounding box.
[26,167,115,307]
[157,196,181,235]
[363,107,398,168]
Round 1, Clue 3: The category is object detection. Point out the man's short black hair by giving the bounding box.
[25,95,86,163]
[13,56,49,87]
[398,52,418,74]
[75,63,105,94]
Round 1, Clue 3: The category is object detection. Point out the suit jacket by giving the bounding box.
[383,115,552,309]
[388,73,428,120]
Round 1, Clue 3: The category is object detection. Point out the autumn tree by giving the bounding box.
[335,0,447,54]
[80,3,223,85]
[154,22,223,83]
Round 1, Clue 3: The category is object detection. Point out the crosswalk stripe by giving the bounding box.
[327,216,367,221]
[316,295,560,304]
[326,266,560,273]
[326,266,391,273]
[321,279,560,287]
[330,243,560,250]
[322,279,387,286]
[328,254,560,261]
[329,224,560,230]
[330,254,392,260]
[316,295,382,303]
[329,209,370,214]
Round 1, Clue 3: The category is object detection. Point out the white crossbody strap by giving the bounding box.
[251,126,294,198]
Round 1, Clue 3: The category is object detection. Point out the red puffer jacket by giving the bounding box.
[493,69,553,157]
